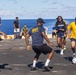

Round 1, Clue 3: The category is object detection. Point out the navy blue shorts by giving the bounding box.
[57,32,65,38]
[32,44,53,55]
[70,38,76,42]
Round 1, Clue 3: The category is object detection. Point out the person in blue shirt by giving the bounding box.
[13,17,20,39]
[25,18,54,71]
[52,26,57,38]
[55,16,67,55]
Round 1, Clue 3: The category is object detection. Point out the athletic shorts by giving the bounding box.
[57,32,64,38]
[70,38,76,42]
[52,32,56,36]
[32,44,53,55]
[14,28,20,33]
[64,37,66,40]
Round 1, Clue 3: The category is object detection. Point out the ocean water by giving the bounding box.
[0,19,75,35]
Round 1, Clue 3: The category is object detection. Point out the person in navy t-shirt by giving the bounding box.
[25,18,54,71]
[52,26,57,38]
[55,16,67,55]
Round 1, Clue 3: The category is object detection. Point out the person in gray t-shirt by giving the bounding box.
[25,18,54,71]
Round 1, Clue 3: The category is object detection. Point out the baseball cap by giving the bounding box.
[37,18,45,23]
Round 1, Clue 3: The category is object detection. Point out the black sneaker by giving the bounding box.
[43,66,50,71]
[31,67,38,71]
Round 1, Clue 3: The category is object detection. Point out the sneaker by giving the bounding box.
[60,50,64,55]
[72,53,76,58]
[64,46,66,50]
[43,66,50,71]
[31,67,38,71]
[72,57,76,64]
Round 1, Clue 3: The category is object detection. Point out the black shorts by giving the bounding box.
[32,44,53,55]
[57,32,65,38]
[70,38,76,42]
[52,32,56,35]
[64,37,66,40]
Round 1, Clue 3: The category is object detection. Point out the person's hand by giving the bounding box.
[15,28,17,31]
[59,29,64,31]
[64,33,67,37]
[49,42,54,47]
[67,34,71,39]
[26,46,32,51]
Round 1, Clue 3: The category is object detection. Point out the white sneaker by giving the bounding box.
[64,46,66,50]
[72,57,76,64]
[60,50,64,55]
[72,53,76,57]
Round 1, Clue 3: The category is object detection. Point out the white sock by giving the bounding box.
[60,49,64,55]
[64,46,66,47]
[61,49,64,51]
[32,60,37,67]
[44,59,50,67]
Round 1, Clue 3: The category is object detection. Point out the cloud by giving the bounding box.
[48,0,64,7]
[52,1,59,4]
[65,6,76,9]
[0,10,10,16]
[41,0,49,3]
[7,0,17,2]
[0,10,15,19]
[7,0,18,4]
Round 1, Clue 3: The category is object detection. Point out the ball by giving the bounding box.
[72,57,76,64]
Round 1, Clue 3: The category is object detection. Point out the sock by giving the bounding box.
[64,45,66,47]
[32,60,37,67]
[61,49,64,51]
[44,59,50,67]
[61,49,64,53]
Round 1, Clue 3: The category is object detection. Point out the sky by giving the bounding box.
[0,0,76,19]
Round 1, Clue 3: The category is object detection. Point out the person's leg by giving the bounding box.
[20,31,23,38]
[44,47,54,71]
[64,37,66,46]
[55,33,56,38]
[57,33,61,48]
[63,37,66,50]
[31,53,41,71]
[32,54,41,68]
[71,40,76,57]
[16,28,20,39]
[60,38,65,55]
[44,50,54,67]
[31,46,41,70]
[57,37,61,48]
[52,32,54,38]
[14,29,17,39]
[0,31,7,39]
[14,33,17,39]
[40,44,54,71]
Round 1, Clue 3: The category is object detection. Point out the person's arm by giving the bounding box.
[62,22,67,32]
[55,23,58,32]
[18,23,20,29]
[25,34,32,51]
[20,29,23,36]
[42,32,54,46]
[26,28,29,34]
[67,24,72,38]
[13,21,16,29]
[14,23,16,28]
[25,34,30,46]
[25,29,32,51]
